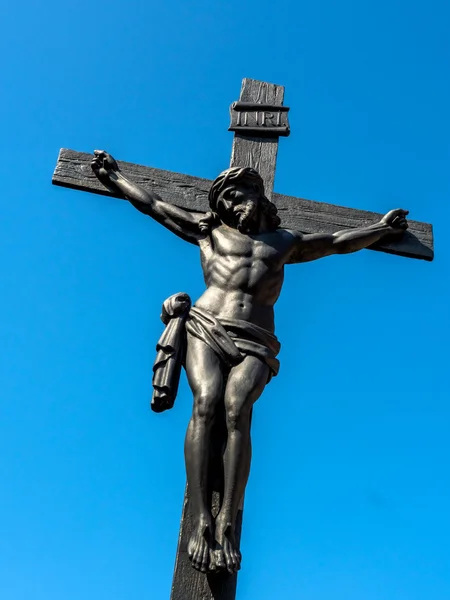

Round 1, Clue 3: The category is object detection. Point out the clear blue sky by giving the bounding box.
[1,1,449,599]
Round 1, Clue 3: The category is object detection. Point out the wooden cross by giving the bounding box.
[52,78,434,600]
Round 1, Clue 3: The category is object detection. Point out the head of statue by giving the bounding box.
[203,167,281,234]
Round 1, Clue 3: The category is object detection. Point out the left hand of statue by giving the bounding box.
[381,209,409,234]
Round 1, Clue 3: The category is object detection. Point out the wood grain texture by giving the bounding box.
[170,79,286,600]
[275,193,434,261]
[52,148,212,211]
[53,148,434,261]
[229,78,285,199]
[168,402,240,600]
[170,493,240,600]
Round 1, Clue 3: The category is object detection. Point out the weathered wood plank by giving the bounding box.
[53,148,434,261]
[169,79,285,600]
[170,422,243,600]
[275,193,434,261]
[52,148,212,212]
[229,78,285,199]
[170,490,241,600]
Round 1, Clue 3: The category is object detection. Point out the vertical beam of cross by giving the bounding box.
[230,79,285,197]
[170,79,285,600]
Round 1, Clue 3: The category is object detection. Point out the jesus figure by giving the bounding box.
[91,150,408,575]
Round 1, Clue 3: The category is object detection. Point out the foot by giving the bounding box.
[213,516,242,573]
[187,516,213,573]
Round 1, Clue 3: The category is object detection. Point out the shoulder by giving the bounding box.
[281,228,301,238]
[276,229,307,264]
[277,228,303,245]
[260,228,300,258]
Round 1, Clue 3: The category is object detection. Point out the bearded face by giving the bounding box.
[215,183,261,233]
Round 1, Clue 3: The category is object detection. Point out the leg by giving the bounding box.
[214,356,269,573]
[184,334,224,572]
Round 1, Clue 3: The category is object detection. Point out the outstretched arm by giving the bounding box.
[288,209,409,263]
[91,151,204,245]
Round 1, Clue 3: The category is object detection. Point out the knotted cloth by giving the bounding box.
[151,293,191,413]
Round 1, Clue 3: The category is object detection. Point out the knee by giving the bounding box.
[193,391,219,423]
[225,400,251,432]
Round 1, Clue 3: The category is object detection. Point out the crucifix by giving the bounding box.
[52,78,433,600]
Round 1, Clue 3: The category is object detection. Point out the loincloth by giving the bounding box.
[151,293,280,413]
[186,306,280,375]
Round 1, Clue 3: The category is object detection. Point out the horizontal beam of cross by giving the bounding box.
[52,148,434,261]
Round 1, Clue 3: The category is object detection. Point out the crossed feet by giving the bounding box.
[187,515,242,574]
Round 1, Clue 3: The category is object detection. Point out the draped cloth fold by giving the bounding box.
[186,307,280,376]
[151,293,191,413]
[151,294,281,413]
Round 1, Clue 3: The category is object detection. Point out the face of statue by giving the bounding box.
[216,182,262,233]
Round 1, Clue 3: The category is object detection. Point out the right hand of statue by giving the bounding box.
[91,150,119,180]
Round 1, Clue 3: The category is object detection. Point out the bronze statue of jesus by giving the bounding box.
[91,150,408,575]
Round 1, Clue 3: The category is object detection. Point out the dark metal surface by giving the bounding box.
[53,149,434,261]
[169,80,288,598]
[88,146,410,578]
[232,102,290,112]
[229,99,290,137]
[52,77,434,600]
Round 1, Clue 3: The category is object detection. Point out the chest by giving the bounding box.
[199,226,290,270]
[208,226,283,263]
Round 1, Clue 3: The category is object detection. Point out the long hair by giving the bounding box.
[199,167,281,233]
